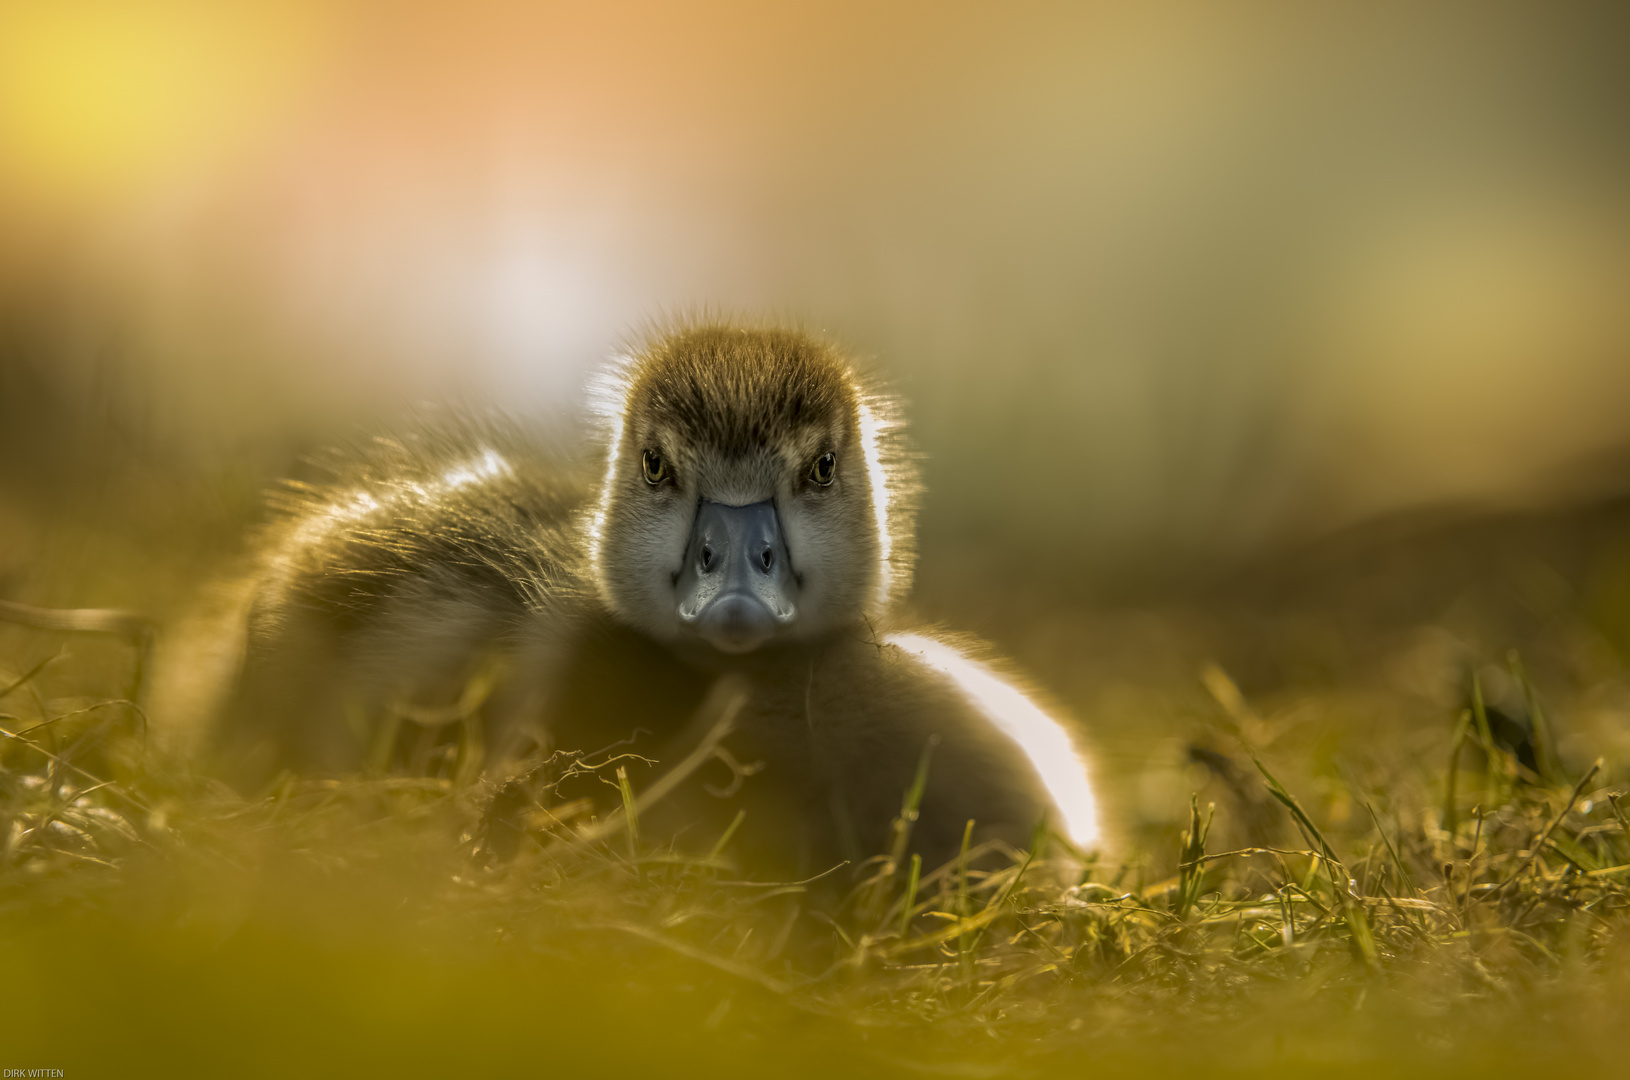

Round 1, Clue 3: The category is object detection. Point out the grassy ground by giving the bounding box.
[2,450,1629,1077]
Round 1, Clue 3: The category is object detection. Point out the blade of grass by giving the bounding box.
[956,818,975,976]
[897,853,922,938]
[0,649,64,702]
[615,765,640,860]
[1444,708,1471,837]
[861,736,937,923]
[1470,672,1506,806]
[1508,650,1562,785]
[707,809,748,862]
[1251,752,1379,971]
[1176,794,1214,920]
[1364,800,1419,899]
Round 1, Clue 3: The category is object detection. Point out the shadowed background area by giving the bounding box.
[2,0,1627,580]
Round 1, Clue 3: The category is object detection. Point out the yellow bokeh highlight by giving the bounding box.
[0,0,326,201]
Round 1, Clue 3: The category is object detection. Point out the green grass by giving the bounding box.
[2,625,1626,1078]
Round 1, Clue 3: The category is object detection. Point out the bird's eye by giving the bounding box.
[810,451,837,487]
[642,449,670,486]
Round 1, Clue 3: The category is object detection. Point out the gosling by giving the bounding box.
[174,322,1102,876]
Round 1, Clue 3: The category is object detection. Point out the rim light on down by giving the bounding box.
[855,400,895,610]
[886,632,1101,848]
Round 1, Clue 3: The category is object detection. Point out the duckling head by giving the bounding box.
[587,322,917,656]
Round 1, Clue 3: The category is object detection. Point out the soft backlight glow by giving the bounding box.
[856,401,894,611]
[584,362,633,594]
[886,632,1100,848]
[280,449,510,556]
[442,448,512,490]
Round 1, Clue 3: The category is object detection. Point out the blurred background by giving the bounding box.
[3,0,1626,570]
[0,0,1628,892]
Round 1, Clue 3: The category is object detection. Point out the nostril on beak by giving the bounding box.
[701,546,713,572]
[760,547,774,572]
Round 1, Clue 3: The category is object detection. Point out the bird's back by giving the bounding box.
[157,415,595,781]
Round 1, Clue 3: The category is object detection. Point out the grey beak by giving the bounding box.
[675,500,798,653]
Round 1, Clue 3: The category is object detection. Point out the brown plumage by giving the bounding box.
[630,325,858,458]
